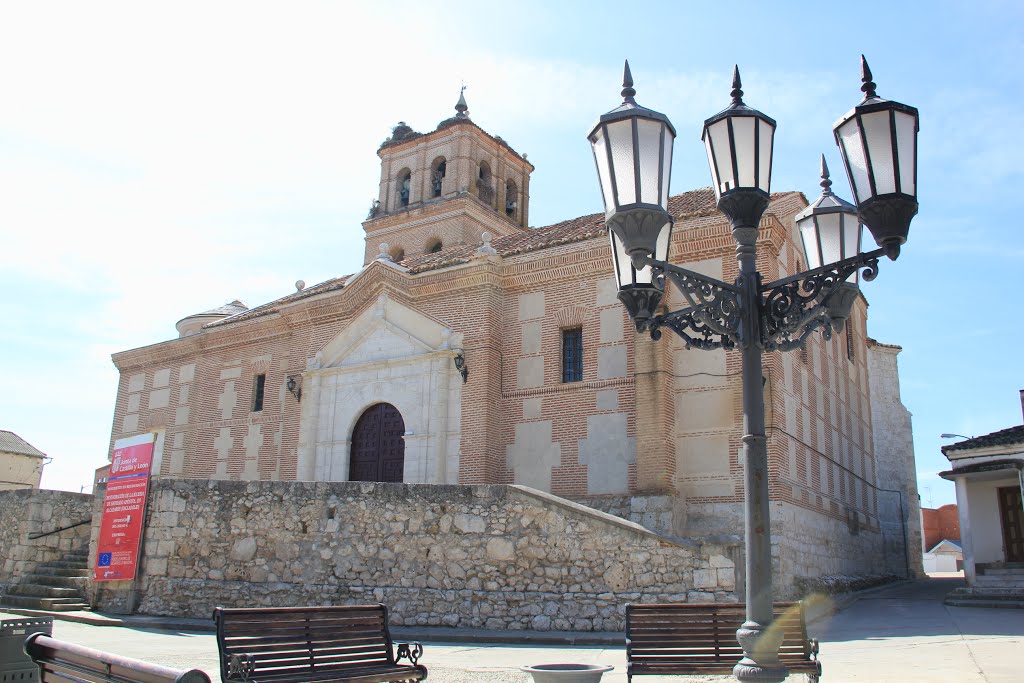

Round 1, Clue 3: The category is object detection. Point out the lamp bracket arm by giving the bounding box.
[642,313,736,351]
[648,257,738,292]
[760,247,884,291]
[648,259,741,340]
[763,310,833,352]
[758,249,881,349]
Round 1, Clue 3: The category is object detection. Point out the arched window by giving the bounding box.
[390,246,405,262]
[505,179,518,218]
[431,157,447,198]
[477,161,493,205]
[427,240,443,253]
[397,169,412,208]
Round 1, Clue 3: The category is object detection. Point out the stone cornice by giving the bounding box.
[363,193,526,238]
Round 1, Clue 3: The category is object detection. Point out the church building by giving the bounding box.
[107,94,921,587]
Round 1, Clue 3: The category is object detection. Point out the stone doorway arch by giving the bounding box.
[349,403,405,482]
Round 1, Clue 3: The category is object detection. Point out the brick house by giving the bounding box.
[106,96,920,587]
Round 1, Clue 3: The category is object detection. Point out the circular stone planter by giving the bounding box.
[520,664,614,683]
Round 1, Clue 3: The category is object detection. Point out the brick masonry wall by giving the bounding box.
[922,505,960,550]
[104,187,913,591]
[0,489,93,592]
[90,479,740,630]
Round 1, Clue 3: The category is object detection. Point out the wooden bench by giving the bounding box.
[24,633,211,683]
[213,604,427,683]
[626,602,820,682]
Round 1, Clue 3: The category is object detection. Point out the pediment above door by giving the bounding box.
[311,291,460,370]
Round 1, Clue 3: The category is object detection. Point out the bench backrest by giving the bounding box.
[626,603,812,664]
[24,634,210,683]
[213,604,398,682]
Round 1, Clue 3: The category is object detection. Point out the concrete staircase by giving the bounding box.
[0,548,90,612]
[945,562,1024,609]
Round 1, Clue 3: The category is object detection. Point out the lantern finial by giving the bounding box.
[860,55,877,99]
[731,65,744,105]
[819,155,833,195]
[621,60,636,102]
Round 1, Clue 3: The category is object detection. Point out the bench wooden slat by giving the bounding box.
[214,604,426,683]
[625,602,820,682]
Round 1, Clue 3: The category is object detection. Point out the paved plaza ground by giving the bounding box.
[4,577,1021,682]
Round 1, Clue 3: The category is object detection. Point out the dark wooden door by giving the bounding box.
[998,486,1024,563]
[349,403,405,482]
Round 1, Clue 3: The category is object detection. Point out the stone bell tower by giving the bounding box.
[362,90,534,265]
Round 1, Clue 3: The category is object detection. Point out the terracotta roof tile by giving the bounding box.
[942,425,1024,454]
[402,187,722,274]
[205,277,350,328]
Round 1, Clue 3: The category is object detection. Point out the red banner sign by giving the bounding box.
[94,434,155,582]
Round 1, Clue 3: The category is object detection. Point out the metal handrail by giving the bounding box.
[27,517,92,540]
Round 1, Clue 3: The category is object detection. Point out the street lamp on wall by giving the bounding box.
[589,58,919,683]
[453,352,469,384]
[286,375,302,402]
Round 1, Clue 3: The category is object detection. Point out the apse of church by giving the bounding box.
[107,91,902,549]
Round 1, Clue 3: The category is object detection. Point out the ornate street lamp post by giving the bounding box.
[589,57,918,682]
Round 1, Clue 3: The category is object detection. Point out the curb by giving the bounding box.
[2,579,915,644]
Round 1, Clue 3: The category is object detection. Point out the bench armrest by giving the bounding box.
[395,642,424,665]
[227,654,255,682]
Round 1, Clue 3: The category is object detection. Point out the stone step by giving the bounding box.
[31,566,90,578]
[39,560,89,571]
[0,595,89,611]
[25,574,89,589]
[978,567,1024,576]
[945,595,1024,609]
[973,576,1024,589]
[6,583,82,598]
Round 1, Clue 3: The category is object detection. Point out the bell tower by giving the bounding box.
[362,90,534,264]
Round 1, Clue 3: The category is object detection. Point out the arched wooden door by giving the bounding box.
[349,403,405,482]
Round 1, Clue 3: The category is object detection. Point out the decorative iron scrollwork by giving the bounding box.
[396,642,423,665]
[642,261,741,349]
[759,249,883,351]
[638,248,884,353]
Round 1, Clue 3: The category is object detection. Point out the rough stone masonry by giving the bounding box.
[90,479,740,631]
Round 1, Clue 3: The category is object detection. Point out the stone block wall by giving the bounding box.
[571,494,679,536]
[93,479,739,630]
[0,489,93,592]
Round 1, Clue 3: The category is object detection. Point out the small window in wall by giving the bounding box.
[252,373,266,412]
[428,240,443,253]
[845,319,855,361]
[562,328,583,383]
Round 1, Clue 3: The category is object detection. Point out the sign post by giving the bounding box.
[94,433,155,582]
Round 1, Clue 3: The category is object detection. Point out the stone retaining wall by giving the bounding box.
[93,479,740,630]
[0,489,93,592]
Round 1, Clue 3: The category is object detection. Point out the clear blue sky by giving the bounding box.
[2,1,1021,507]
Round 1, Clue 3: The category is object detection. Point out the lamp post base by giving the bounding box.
[734,621,789,683]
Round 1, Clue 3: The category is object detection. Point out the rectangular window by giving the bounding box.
[561,328,583,383]
[845,319,855,362]
[252,373,266,412]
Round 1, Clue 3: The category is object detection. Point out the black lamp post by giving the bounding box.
[589,57,918,683]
